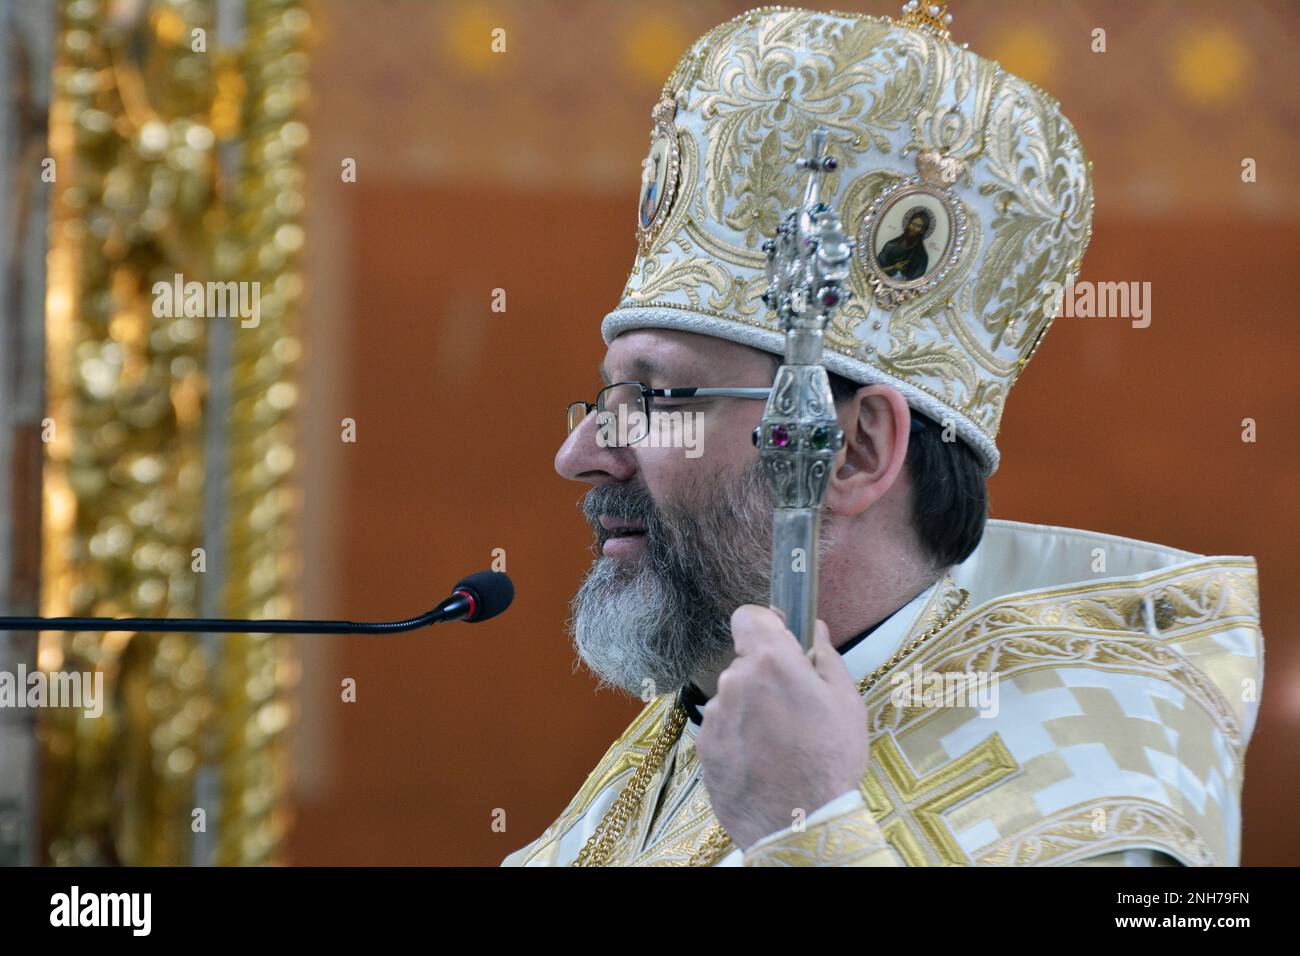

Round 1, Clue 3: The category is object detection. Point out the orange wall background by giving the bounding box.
[287,1,1300,865]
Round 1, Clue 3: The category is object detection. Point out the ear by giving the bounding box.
[824,384,911,517]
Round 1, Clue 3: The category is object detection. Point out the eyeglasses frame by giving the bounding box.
[566,381,771,444]
[565,379,928,442]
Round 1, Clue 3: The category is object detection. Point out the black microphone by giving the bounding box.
[0,570,514,635]
[427,570,515,625]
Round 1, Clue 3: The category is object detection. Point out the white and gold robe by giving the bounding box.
[502,519,1263,866]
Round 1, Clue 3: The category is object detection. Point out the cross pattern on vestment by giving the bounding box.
[860,731,1019,866]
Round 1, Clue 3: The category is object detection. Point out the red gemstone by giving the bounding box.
[771,425,790,447]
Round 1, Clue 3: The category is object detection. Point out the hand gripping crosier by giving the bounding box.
[754,127,852,652]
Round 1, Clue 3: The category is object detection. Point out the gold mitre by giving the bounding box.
[602,3,1095,474]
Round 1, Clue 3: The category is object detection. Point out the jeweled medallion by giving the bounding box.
[855,150,969,308]
[636,96,682,254]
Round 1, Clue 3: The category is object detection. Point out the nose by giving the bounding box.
[555,408,637,485]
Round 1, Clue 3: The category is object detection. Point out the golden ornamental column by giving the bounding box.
[212,0,310,867]
[43,0,311,866]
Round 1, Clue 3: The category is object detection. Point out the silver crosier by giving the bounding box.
[754,127,852,652]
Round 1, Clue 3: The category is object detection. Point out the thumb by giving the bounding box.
[810,619,854,688]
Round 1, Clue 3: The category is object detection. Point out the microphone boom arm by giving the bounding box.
[0,570,513,634]
[0,609,445,635]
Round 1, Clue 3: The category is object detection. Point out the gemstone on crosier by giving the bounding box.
[770,425,790,447]
[811,425,830,449]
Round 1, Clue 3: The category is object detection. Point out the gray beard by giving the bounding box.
[568,461,775,699]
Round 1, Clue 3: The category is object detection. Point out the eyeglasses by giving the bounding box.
[566,381,770,445]
[565,380,930,446]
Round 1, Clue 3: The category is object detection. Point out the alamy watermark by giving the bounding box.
[152,273,261,328]
[1042,275,1152,328]
[0,666,103,718]
[889,664,999,718]
[50,886,151,936]
[595,410,704,459]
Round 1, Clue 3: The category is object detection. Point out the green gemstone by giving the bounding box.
[811,425,830,449]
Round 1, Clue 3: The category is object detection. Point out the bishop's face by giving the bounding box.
[554,329,777,697]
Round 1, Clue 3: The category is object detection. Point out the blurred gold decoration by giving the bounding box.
[212,0,310,866]
[446,4,505,74]
[1171,24,1250,107]
[43,0,311,866]
[619,14,689,86]
[988,24,1058,90]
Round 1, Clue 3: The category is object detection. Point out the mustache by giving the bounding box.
[578,464,773,564]
[581,482,661,548]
